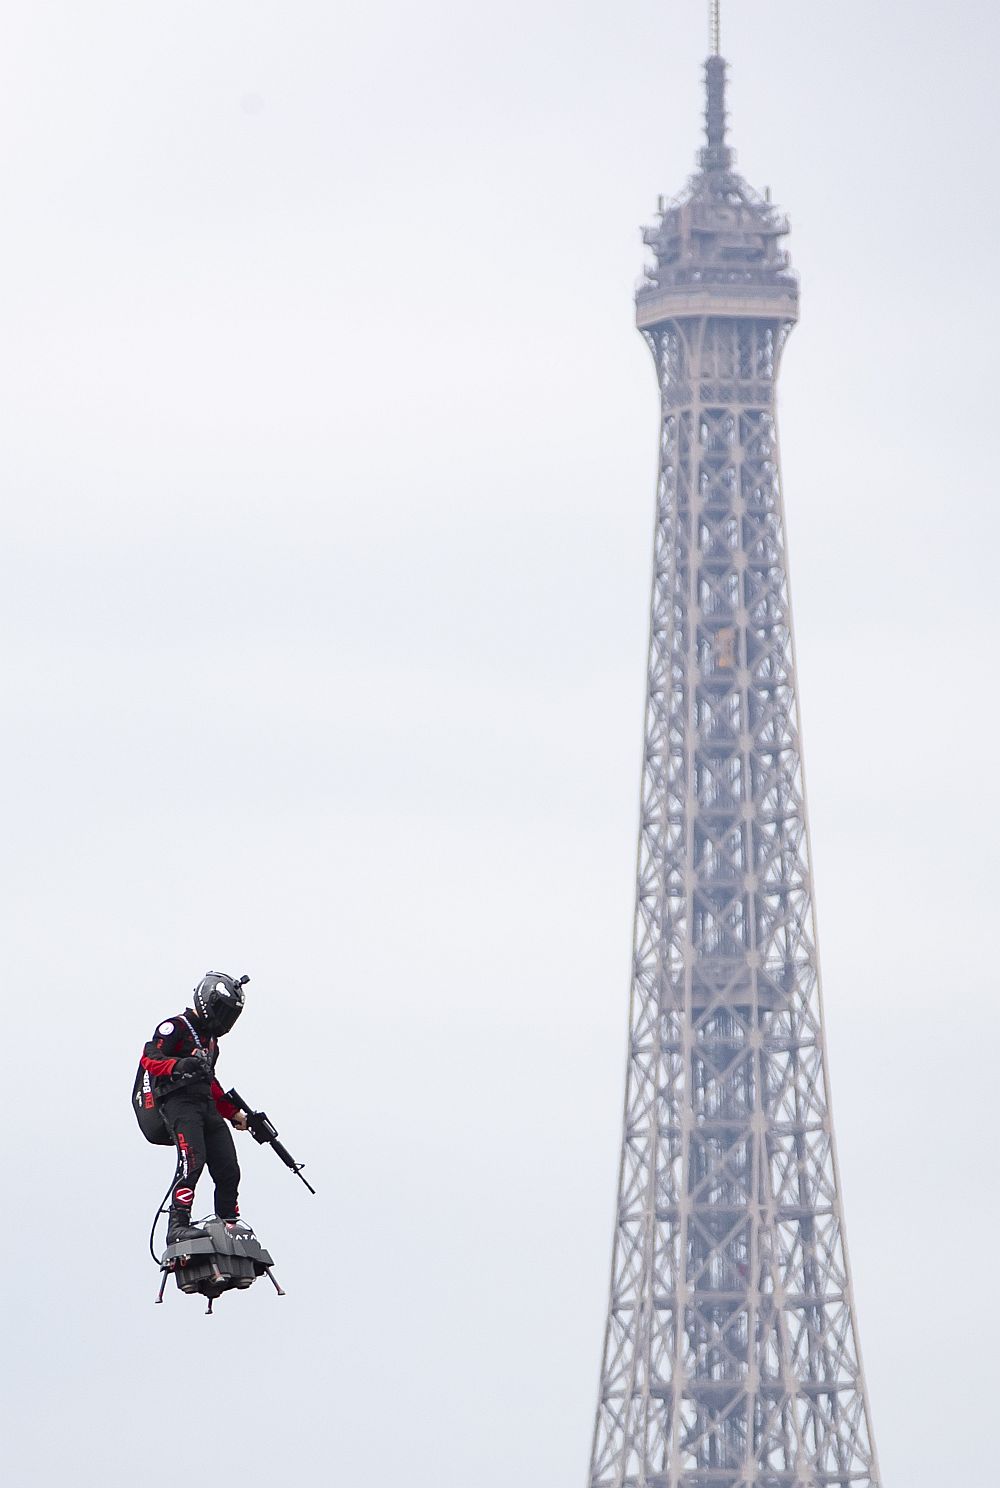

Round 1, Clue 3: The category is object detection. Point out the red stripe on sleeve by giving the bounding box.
[212,1080,238,1121]
[141,1055,177,1077]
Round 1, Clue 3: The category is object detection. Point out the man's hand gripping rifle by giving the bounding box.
[225,1088,316,1195]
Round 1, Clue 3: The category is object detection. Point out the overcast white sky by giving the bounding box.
[1,2,997,1484]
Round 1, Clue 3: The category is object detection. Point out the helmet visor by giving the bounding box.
[212,1000,243,1035]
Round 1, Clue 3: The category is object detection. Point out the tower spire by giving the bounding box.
[702,1,731,171]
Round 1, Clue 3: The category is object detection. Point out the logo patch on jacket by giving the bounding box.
[158,1021,175,1035]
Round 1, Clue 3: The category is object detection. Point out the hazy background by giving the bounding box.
[1,2,996,1483]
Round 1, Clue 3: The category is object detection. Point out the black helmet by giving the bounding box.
[193,971,248,1035]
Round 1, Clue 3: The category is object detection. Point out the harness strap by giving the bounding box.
[155,1015,214,1103]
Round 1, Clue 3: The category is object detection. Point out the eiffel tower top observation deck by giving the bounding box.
[636,18,798,330]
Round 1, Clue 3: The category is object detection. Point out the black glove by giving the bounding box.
[174,1054,210,1078]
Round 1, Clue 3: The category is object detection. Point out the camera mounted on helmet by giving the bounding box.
[192,971,249,1036]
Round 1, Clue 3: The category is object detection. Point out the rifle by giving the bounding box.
[225,1088,316,1195]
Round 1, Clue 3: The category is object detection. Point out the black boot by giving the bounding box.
[166,1207,209,1245]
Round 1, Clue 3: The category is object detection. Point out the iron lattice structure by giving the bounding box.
[588,47,882,1488]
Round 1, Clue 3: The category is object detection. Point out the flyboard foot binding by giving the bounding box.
[156,1217,284,1312]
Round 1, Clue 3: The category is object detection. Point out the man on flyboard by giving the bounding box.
[136,972,251,1244]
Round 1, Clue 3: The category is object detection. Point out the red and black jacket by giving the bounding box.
[140,1011,238,1120]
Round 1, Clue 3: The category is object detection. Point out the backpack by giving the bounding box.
[131,1063,173,1145]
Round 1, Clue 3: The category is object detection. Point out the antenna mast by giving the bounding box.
[709,0,721,56]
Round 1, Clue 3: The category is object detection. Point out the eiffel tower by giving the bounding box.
[588,9,882,1486]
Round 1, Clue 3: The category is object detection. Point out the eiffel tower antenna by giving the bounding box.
[709,0,721,55]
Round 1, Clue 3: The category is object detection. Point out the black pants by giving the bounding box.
[161,1090,240,1220]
